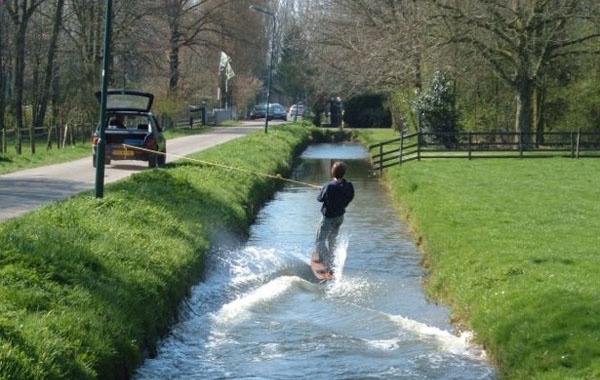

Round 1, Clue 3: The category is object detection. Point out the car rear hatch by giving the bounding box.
[95,89,154,112]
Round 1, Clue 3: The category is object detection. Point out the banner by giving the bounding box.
[226,62,235,80]
[219,52,230,75]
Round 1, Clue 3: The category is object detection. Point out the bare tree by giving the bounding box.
[303,0,434,96]
[433,0,600,145]
[31,0,65,152]
[140,0,234,94]
[4,0,46,154]
[0,3,9,151]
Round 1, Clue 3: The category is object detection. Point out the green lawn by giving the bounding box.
[358,129,600,379]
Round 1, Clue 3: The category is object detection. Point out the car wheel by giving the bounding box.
[148,154,158,168]
[157,151,166,167]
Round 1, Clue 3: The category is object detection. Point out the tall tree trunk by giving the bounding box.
[6,0,44,155]
[0,5,7,153]
[414,51,422,91]
[169,45,179,93]
[533,85,545,146]
[47,61,61,150]
[33,0,65,151]
[168,25,180,93]
[514,75,534,148]
[13,18,27,155]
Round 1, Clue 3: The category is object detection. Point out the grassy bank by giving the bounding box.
[0,125,315,379]
[358,130,600,379]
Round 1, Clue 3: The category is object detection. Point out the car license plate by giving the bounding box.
[113,149,134,157]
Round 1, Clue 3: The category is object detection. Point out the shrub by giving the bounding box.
[414,71,460,146]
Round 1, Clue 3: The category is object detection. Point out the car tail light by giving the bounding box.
[144,138,157,149]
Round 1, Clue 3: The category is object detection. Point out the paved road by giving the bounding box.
[0,124,266,222]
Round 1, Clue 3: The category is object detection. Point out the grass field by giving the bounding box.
[358,129,600,379]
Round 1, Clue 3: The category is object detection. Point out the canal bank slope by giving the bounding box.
[0,126,342,379]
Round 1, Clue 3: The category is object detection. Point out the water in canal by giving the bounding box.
[134,143,497,379]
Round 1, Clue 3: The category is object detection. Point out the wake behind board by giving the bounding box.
[310,251,334,281]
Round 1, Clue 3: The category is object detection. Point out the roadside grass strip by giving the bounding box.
[0,125,312,379]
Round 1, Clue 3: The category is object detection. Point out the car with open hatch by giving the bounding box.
[92,89,167,168]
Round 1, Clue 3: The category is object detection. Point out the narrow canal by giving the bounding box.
[134,143,497,379]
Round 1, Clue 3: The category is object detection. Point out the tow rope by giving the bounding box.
[122,144,322,189]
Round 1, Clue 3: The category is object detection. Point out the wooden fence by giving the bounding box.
[0,114,183,154]
[370,131,600,174]
[1,123,96,153]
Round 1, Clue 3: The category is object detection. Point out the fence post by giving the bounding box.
[576,129,581,159]
[468,132,472,160]
[518,131,523,158]
[379,143,383,176]
[399,133,404,165]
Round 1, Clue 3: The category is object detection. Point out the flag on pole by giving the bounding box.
[219,52,230,75]
[226,62,235,80]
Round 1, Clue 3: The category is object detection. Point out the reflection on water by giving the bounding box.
[134,143,497,379]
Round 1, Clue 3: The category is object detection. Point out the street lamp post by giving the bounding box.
[249,5,275,134]
[95,0,113,198]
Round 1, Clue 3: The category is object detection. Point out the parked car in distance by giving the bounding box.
[92,89,167,168]
[289,104,306,119]
[268,103,287,121]
[249,104,267,119]
[249,103,287,121]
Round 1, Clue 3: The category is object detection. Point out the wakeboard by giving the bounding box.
[310,251,334,281]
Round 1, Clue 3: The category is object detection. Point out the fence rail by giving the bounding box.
[0,115,193,154]
[1,124,96,153]
[370,131,600,174]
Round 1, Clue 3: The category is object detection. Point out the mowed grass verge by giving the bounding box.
[0,125,314,379]
[365,138,600,379]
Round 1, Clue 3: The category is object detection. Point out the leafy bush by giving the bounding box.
[545,76,600,132]
[414,71,460,146]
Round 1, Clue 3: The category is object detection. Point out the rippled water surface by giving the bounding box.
[134,143,497,379]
